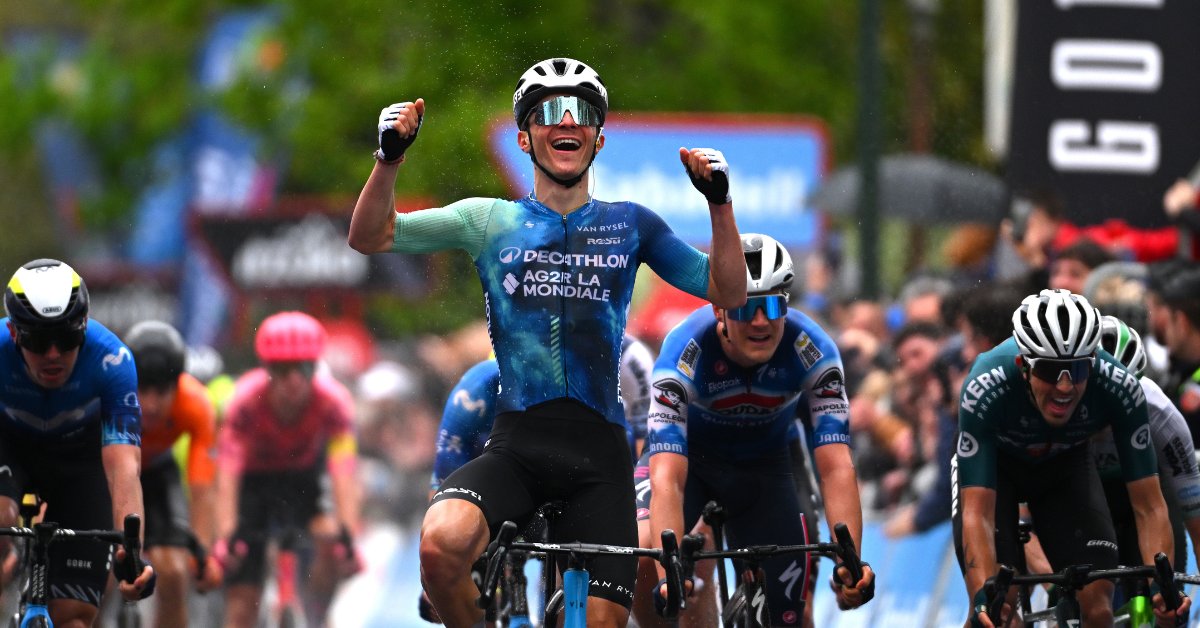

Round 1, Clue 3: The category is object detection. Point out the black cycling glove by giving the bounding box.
[684,148,732,205]
[377,102,423,162]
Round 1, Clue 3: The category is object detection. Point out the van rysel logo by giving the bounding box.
[499,247,522,263]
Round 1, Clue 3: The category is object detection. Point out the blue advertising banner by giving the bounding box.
[489,114,830,248]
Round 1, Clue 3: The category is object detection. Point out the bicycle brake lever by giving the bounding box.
[986,565,1014,623]
[1154,552,1182,612]
[833,523,863,584]
[121,514,142,584]
[661,530,682,619]
[476,521,518,613]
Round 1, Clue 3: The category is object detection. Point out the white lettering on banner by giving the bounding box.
[1052,40,1161,92]
[593,163,809,220]
[1049,120,1159,173]
[233,215,370,287]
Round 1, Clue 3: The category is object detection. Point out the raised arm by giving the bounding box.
[679,147,745,309]
[348,98,425,254]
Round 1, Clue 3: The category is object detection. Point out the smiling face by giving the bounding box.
[519,95,603,180]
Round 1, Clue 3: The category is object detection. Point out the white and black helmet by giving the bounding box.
[513,58,608,130]
[1099,315,1148,378]
[742,234,794,295]
[1012,289,1101,359]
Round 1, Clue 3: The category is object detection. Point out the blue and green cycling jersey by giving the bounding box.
[956,338,1156,489]
[0,318,141,448]
[393,196,709,427]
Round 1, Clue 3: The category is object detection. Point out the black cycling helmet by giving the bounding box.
[5,258,89,333]
[124,320,187,390]
[512,58,608,130]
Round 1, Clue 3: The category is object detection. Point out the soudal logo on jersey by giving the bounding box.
[710,391,786,416]
[813,367,845,399]
[653,379,688,411]
[794,332,823,369]
[677,339,700,379]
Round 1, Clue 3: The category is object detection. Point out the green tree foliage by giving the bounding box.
[0,0,985,330]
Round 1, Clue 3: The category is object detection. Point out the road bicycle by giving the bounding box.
[0,514,144,628]
[686,500,864,628]
[478,520,689,628]
[983,552,1183,627]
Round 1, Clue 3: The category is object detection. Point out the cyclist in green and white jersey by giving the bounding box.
[954,289,1189,627]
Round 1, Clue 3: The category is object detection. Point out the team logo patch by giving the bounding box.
[1131,424,1151,450]
[102,347,132,371]
[813,367,845,399]
[499,247,522,263]
[677,339,701,379]
[653,379,688,411]
[714,360,728,376]
[794,332,823,369]
[957,432,979,458]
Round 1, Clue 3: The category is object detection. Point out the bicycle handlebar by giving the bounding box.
[121,514,142,584]
[682,521,861,569]
[0,513,145,583]
[985,564,1014,622]
[476,520,518,615]
[988,552,1182,613]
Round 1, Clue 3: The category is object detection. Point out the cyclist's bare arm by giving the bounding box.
[1126,475,1174,566]
[214,463,241,540]
[102,444,144,536]
[814,444,863,559]
[349,98,425,254]
[327,432,362,533]
[961,486,999,602]
[648,451,689,583]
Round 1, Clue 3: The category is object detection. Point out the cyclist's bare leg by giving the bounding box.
[147,545,191,628]
[223,583,264,628]
[0,496,16,587]
[1078,579,1115,626]
[47,598,97,628]
[419,498,489,627]
[304,513,345,627]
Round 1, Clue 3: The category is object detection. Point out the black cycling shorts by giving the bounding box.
[633,445,811,626]
[430,398,638,609]
[953,445,1118,575]
[0,428,115,606]
[141,454,192,549]
[225,467,328,585]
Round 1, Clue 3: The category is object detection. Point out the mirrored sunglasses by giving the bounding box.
[532,96,603,127]
[266,361,316,379]
[1026,356,1093,384]
[727,294,789,322]
[15,327,85,354]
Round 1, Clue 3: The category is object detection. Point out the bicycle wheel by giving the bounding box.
[117,601,143,628]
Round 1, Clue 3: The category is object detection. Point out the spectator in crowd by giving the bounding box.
[896,276,954,326]
[1146,259,1193,378]
[355,359,438,528]
[1047,239,1114,296]
[1159,264,1200,445]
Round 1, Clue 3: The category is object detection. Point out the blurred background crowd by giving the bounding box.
[3,1,1200,626]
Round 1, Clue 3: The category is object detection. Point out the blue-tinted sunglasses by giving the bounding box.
[531,96,603,127]
[727,294,789,322]
[1025,355,1093,384]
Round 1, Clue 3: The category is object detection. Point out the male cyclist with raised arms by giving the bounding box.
[122,320,223,627]
[635,234,874,628]
[955,289,1190,627]
[0,259,155,627]
[215,312,362,628]
[349,57,745,627]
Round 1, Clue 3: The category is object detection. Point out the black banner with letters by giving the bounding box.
[1008,0,1200,227]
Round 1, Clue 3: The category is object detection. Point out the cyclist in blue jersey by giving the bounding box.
[0,259,156,627]
[349,57,746,627]
[955,289,1189,627]
[635,235,874,628]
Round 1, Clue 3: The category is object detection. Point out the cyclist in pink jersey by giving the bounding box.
[214,312,362,628]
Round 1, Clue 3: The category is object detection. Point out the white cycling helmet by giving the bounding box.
[742,234,794,295]
[1012,289,1101,359]
[513,58,608,130]
[1099,315,1148,378]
